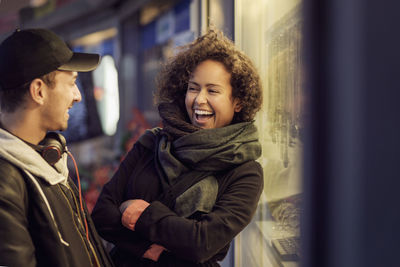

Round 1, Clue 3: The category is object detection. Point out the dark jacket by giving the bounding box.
[0,129,114,267]
[92,135,263,266]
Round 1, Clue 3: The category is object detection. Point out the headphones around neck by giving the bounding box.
[29,131,90,240]
[36,132,67,165]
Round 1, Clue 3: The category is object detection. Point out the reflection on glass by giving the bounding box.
[267,6,303,169]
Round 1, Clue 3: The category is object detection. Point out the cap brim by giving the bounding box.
[58,52,100,72]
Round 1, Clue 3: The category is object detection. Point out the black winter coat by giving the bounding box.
[92,139,263,266]
[0,158,114,267]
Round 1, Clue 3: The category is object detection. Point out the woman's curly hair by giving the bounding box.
[154,29,263,123]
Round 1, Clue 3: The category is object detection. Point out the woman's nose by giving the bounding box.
[195,89,207,104]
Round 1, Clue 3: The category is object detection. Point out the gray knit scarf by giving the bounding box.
[138,103,261,217]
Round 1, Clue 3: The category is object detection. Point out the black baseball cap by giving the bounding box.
[0,28,100,90]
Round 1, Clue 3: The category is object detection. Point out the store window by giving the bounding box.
[137,0,195,127]
[235,0,303,266]
[64,28,120,140]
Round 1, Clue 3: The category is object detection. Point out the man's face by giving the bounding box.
[41,71,81,131]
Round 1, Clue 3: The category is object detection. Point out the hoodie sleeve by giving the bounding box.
[0,159,36,267]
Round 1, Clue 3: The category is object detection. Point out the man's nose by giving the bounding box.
[73,86,82,103]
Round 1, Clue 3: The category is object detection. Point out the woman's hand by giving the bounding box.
[119,199,150,231]
[142,244,166,261]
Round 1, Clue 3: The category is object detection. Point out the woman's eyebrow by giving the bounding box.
[188,81,221,87]
[188,81,199,86]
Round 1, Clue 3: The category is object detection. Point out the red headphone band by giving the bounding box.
[22,132,89,241]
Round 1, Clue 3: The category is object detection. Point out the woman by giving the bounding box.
[92,29,263,266]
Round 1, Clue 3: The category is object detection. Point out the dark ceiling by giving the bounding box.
[0,0,33,15]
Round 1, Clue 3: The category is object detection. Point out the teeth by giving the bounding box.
[195,109,213,115]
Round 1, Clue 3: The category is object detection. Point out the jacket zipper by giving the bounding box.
[59,182,101,267]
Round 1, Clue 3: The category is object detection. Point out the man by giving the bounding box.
[0,29,114,267]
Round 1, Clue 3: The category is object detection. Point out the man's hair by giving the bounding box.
[0,71,56,113]
[155,29,263,123]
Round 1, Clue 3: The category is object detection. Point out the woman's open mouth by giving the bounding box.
[194,109,214,124]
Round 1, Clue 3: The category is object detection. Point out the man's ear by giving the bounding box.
[29,78,46,105]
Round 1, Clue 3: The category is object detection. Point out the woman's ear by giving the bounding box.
[29,78,46,105]
[234,98,242,112]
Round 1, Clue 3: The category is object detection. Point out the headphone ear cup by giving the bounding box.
[39,132,66,165]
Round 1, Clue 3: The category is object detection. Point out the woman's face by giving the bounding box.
[185,60,241,129]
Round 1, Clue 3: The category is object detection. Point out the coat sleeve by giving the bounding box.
[91,142,153,257]
[135,161,264,263]
[0,159,36,267]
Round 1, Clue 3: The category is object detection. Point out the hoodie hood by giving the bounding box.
[0,128,68,185]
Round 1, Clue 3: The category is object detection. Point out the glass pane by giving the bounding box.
[235,0,303,266]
